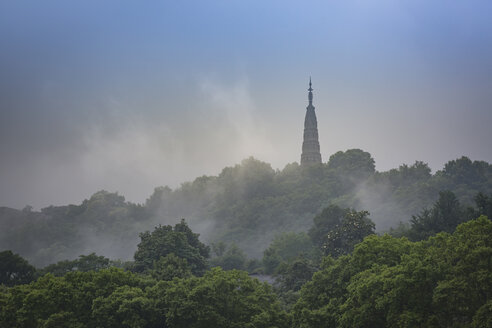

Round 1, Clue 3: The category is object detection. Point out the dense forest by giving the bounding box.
[1,149,491,266]
[1,149,492,327]
[1,197,491,326]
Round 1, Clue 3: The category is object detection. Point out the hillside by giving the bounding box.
[1,149,491,266]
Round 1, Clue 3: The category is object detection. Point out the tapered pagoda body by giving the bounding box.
[301,78,322,165]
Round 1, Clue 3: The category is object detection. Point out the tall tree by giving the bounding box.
[409,190,464,240]
[308,205,375,258]
[322,209,375,258]
[472,192,492,220]
[309,205,349,248]
[0,250,36,286]
[133,219,209,275]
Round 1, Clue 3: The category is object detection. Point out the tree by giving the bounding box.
[173,219,210,259]
[473,300,492,328]
[0,250,36,286]
[262,232,316,275]
[327,149,375,179]
[133,219,209,275]
[210,243,248,271]
[2,152,491,272]
[276,255,317,292]
[326,149,375,193]
[0,268,144,327]
[217,157,276,203]
[472,192,492,220]
[441,156,486,185]
[150,253,192,281]
[309,205,348,248]
[322,209,375,258]
[294,217,492,328]
[92,286,162,328]
[408,190,464,240]
[430,216,492,326]
[40,253,111,276]
[307,205,375,258]
[150,267,290,328]
[40,311,85,328]
[211,241,227,257]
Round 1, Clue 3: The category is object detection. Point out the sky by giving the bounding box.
[1,0,491,209]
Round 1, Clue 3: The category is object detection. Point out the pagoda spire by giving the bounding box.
[308,77,313,105]
[301,78,322,165]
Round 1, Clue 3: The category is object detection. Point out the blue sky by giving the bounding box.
[1,1,491,208]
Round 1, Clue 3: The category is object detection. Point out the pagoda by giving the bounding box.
[301,78,322,165]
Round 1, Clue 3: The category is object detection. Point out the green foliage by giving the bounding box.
[472,300,492,328]
[309,205,349,248]
[40,253,111,276]
[324,209,375,258]
[327,149,375,192]
[436,156,492,204]
[41,311,85,328]
[211,241,227,257]
[1,266,289,328]
[471,192,492,220]
[0,190,148,267]
[0,250,36,286]
[429,216,492,326]
[260,232,319,307]
[1,217,492,327]
[150,267,290,328]
[408,190,465,240]
[209,243,248,271]
[262,232,315,274]
[150,253,192,281]
[262,248,282,275]
[217,157,276,203]
[380,161,432,187]
[92,285,163,328]
[314,207,375,258]
[294,217,492,328]
[386,221,411,238]
[1,153,491,269]
[358,160,437,229]
[134,219,209,275]
[275,255,318,292]
[441,156,489,185]
[0,268,145,327]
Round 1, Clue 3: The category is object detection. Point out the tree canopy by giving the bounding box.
[1,152,491,266]
[294,216,492,328]
[0,191,491,327]
[133,219,210,275]
[40,253,111,277]
[0,250,36,286]
[151,267,290,328]
[407,190,465,240]
[308,205,375,258]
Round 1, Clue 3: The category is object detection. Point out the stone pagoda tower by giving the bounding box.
[301,78,322,165]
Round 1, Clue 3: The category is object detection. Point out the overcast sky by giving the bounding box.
[1,0,491,209]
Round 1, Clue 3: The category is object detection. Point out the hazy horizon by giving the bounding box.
[1,1,492,210]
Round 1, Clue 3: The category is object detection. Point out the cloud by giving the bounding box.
[0,77,278,209]
[199,78,275,162]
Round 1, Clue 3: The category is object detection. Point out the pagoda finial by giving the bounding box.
[308,77,313,105]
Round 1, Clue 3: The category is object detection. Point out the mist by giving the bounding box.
[2,2,492,326]
[0,78,280,210]
[1,1,492,211]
